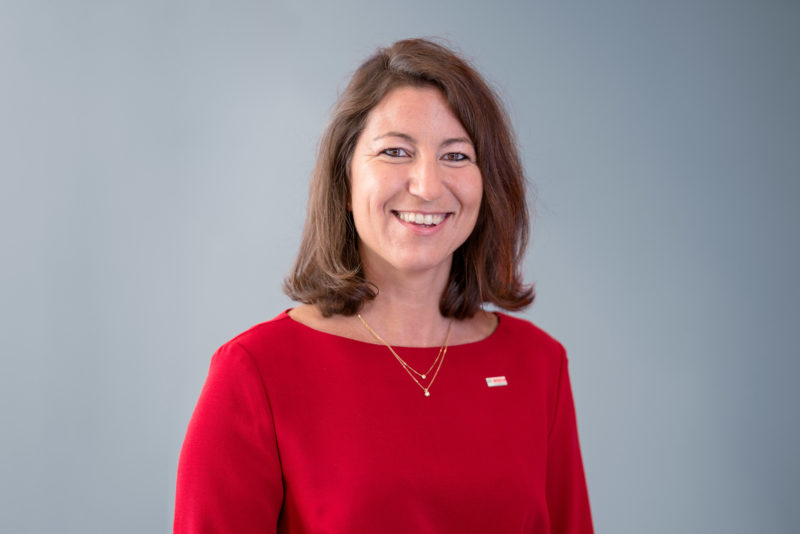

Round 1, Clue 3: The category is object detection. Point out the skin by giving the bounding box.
[290,86,497,347]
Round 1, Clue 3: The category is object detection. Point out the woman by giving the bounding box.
[175,38,593,533]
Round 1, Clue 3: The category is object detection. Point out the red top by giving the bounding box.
[174,311,593,533]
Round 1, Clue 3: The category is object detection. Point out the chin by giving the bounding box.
[389,254,452,275]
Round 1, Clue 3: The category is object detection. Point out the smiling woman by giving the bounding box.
[174,38,593,533]
[350,85,483,280]
[284,39,533,321]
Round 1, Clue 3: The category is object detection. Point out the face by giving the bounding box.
[349,85,482,279]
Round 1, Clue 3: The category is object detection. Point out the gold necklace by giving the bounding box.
[357,313,453,397]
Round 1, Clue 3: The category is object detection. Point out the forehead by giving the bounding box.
[361,85,471,141]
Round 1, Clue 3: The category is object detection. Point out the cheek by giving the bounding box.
[349,179,383,235]
[353,169,401,212]
[348,166,373,213]
[351,183,379,218]
[464,173,483,211]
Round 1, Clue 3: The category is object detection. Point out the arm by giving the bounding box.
[174,341,284,533]
[546,348,594,534]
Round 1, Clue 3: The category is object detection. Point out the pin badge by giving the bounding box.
[485,376,508,387]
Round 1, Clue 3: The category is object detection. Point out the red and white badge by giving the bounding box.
[485,376,508,387]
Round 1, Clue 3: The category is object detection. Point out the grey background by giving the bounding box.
[1,1,798,533]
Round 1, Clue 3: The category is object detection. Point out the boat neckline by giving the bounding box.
[280,308,504,350]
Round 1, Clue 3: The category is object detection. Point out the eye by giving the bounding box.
[381,147,409,158]
[442,152,469,162]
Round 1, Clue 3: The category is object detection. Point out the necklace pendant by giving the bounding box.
[356,313,451,401]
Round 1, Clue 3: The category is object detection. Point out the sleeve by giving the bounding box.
[546,347,594,534]
[174,341,284,533]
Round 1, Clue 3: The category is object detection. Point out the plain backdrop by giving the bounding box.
[1,1,798,532]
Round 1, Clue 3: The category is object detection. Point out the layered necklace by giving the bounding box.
[357,313,453,397]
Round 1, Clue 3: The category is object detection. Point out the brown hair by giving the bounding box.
[283,38,534,318]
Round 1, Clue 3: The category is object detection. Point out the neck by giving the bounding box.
[359,259,452,348]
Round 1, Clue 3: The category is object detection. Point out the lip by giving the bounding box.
[391,210,452,235]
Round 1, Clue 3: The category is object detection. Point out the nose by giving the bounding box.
[408,155,445,201]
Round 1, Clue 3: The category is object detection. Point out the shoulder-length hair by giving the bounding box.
[284,38,534,319]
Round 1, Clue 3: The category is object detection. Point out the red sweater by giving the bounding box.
[175,311,593,533]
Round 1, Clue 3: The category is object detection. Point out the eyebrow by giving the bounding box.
[373,132,473,149]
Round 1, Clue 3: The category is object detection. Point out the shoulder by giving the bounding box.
[197,311,311,403]
[224,309,297,347]
[210,310,305,367]
[492,313,570,414]
[494,312,566,357]
[492,312,568,379]
[190,313,300,414]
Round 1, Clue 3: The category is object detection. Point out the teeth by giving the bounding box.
[397,212,446,226]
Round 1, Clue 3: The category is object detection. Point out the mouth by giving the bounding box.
[392,210,451,228]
